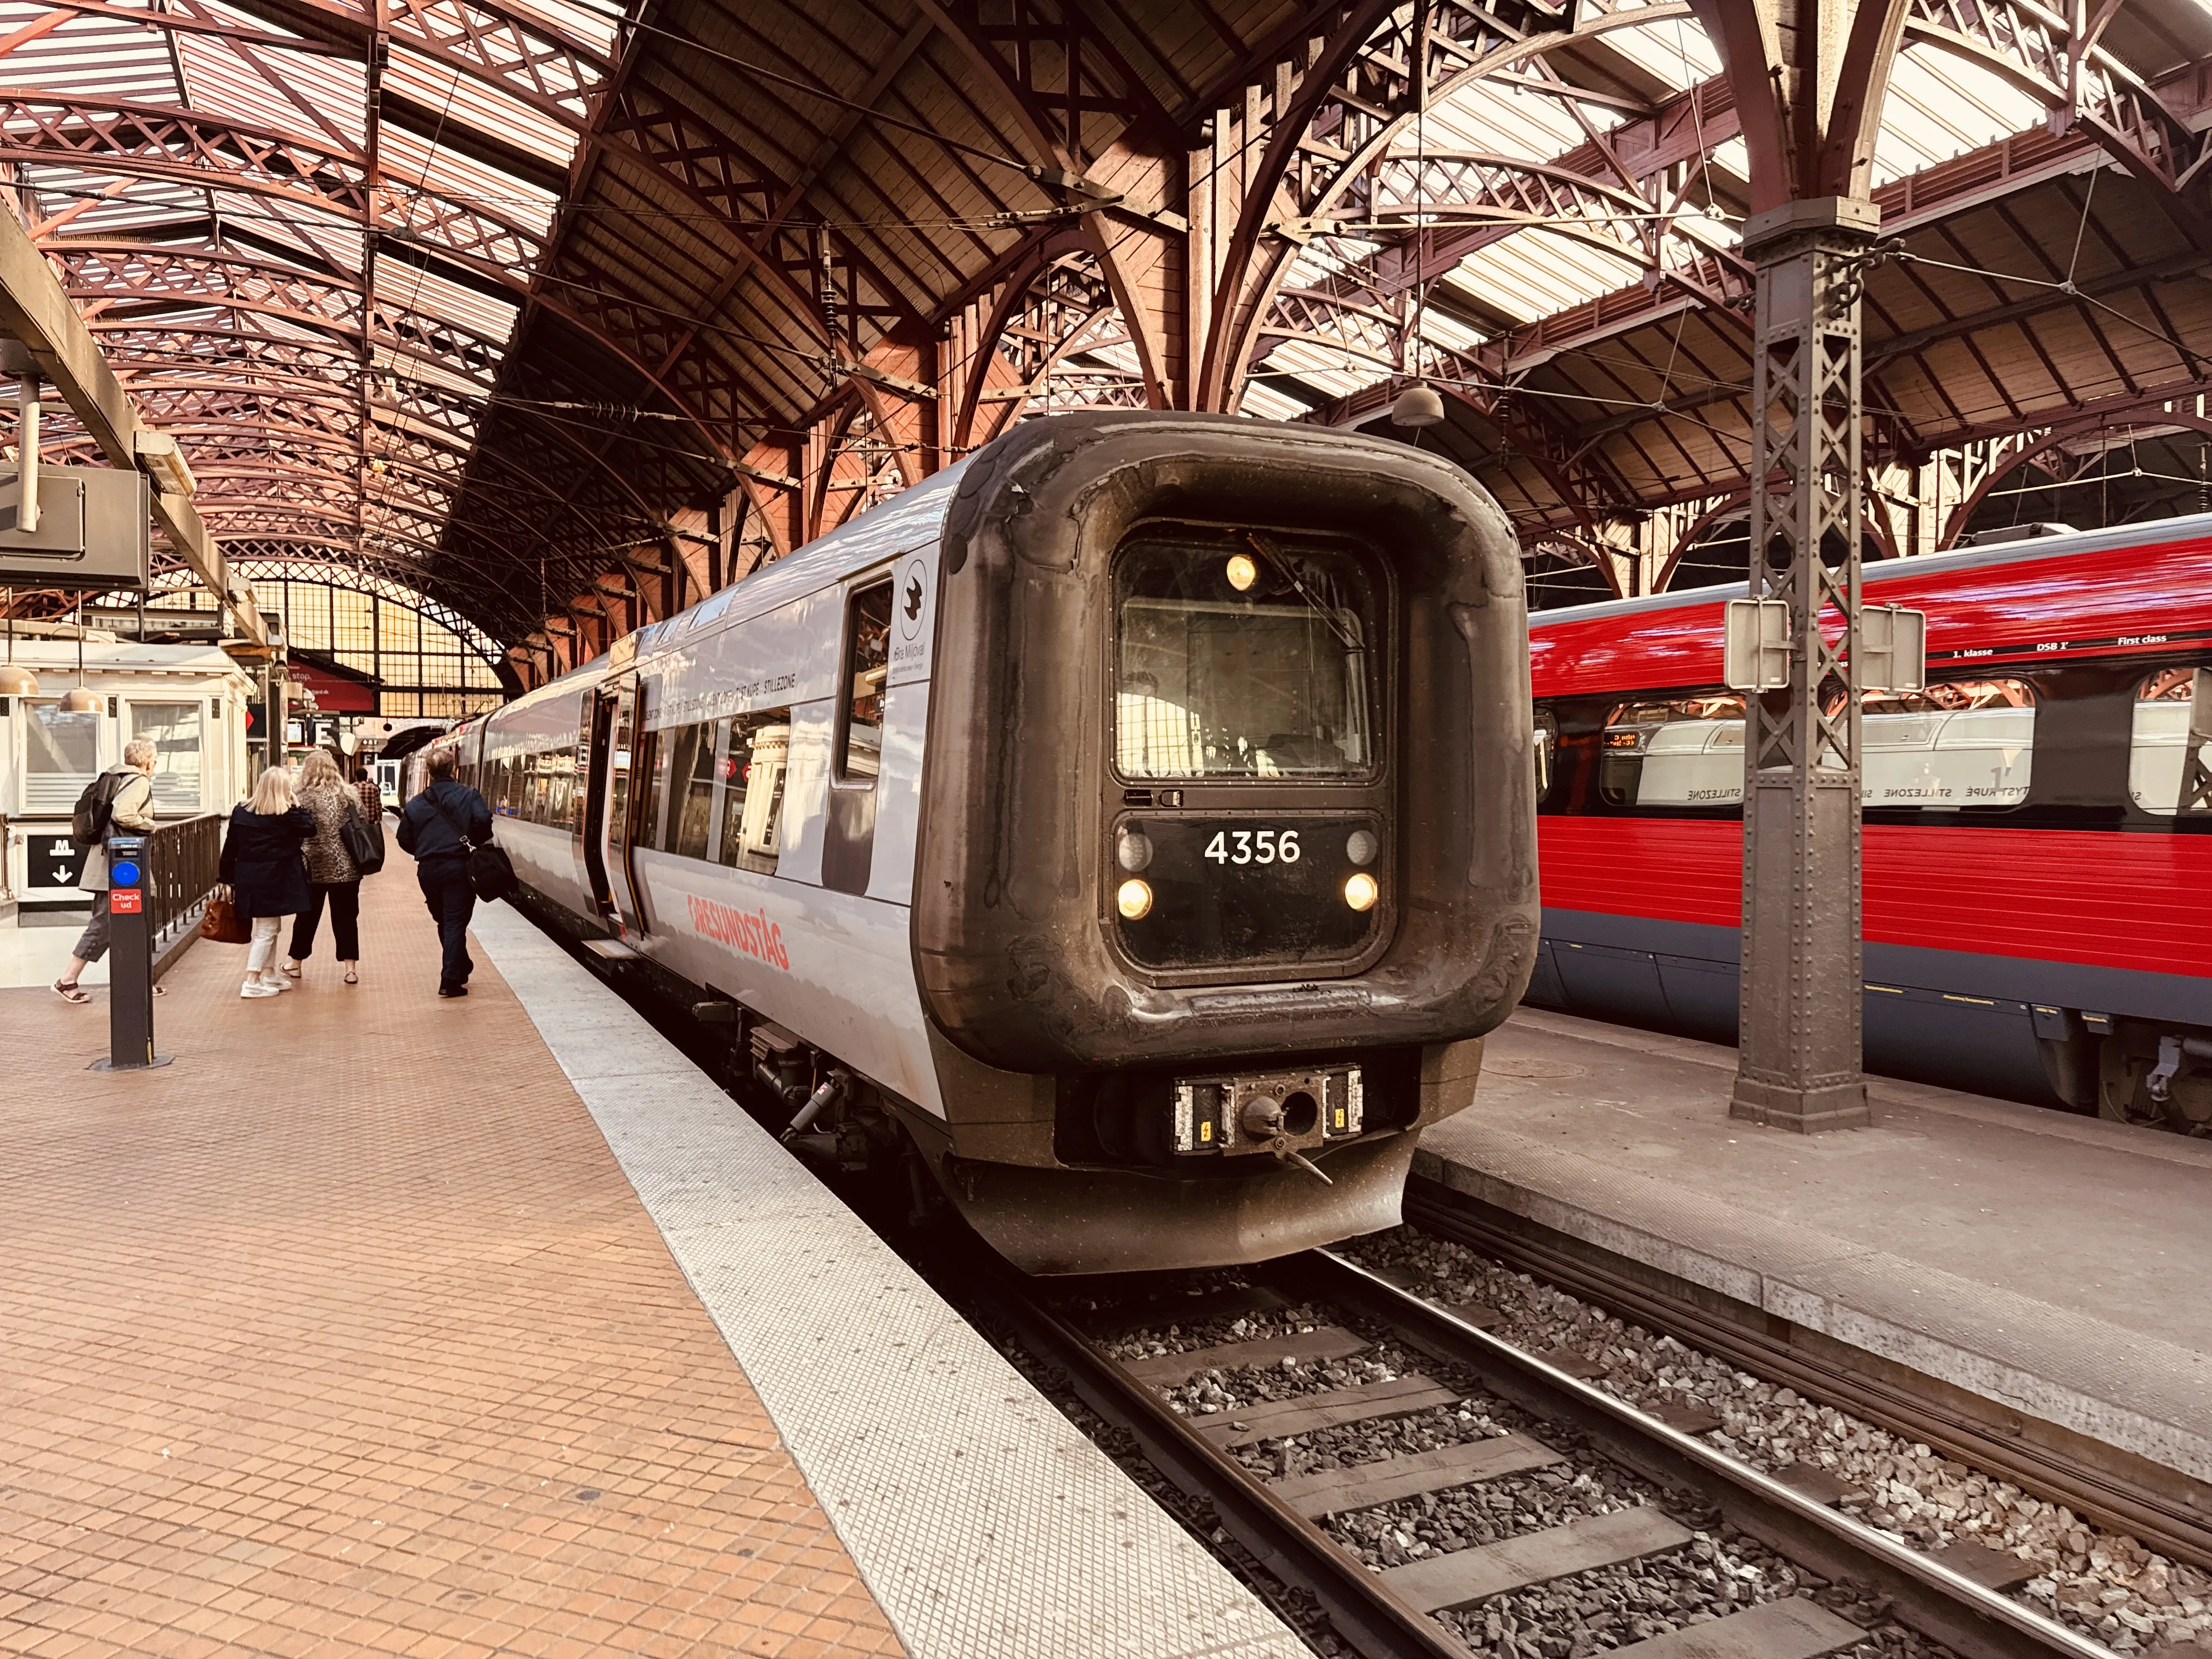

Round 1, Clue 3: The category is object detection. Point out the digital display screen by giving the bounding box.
[1115,815,1382,970]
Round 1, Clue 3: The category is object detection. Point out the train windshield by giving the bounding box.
[1114,535,1379,780]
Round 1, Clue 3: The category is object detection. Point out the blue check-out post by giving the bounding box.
[94,834,171,1073]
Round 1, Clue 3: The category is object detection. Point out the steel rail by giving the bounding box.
[1287,1249,2113,1659]
[958,1242,1470,1659]
[1405,1181,2212,1576]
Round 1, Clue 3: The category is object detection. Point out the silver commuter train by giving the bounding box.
[441,411,1537,1273]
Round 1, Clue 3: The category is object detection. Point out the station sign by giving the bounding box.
[26,833,82,889]
[0,467,150,592]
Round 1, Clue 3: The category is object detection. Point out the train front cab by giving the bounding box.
[904,414,1538,1273]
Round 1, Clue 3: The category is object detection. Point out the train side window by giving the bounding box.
[1854,678,2035,810]
[2131,667,2212,815]
[716,708,793,874]
[836,579,893,785]
[1534,707,1558,803]
[1600,695,1744,808]
[668,722,717,860]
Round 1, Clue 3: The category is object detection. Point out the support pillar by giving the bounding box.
[1730,196,1880,1133]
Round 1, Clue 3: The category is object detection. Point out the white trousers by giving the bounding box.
[245,914,284,977]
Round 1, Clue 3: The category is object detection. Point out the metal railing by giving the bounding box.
[145,812,221,957]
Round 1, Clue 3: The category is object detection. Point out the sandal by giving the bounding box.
[343,966,358,985]
[53,979,88,1005]
[281,960,303,978]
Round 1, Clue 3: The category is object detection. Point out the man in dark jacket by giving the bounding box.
[396,747,492,997]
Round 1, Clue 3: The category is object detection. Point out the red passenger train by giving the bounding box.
[1525,515,2212,1129]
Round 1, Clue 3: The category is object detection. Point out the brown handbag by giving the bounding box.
[200,890,251,945]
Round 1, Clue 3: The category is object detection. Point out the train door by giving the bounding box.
[580,686,616,917]
[596,676,651,935]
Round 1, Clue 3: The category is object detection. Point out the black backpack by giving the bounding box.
[70,769,130,850]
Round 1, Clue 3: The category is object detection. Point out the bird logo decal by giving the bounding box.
[898,556,928,640]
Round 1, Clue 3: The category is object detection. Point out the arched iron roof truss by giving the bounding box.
[0,0,2204,670]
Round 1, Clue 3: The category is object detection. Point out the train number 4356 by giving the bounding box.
[1203,828,1302,866]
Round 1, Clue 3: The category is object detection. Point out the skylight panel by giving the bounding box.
[1238,376,1311,422]
[1421,76,1613,166]
[498,0,622,56]
[380,123,558,242]
[377,257,517,346]
[372,335,499,400]
[0,13,177,100]
[1590,4,1721,90]
[1448,228,1644,325]
[386,43,582,169]
[1415,307,1487,354]
[1872,44,2048,184]
[177,32,366,145]
[1257,334,1393,398]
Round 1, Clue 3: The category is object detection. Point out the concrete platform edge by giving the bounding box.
[467,903,1306,1659]
[1412,1144,2212,1487]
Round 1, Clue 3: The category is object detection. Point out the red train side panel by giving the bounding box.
[1526,517,2212,1109]
[1539,818,2212,983]
[1532,529,2212,698]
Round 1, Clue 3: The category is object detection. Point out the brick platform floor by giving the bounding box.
[0,862,907,1659]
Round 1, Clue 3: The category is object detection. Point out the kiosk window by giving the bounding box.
[24,700,100,812]
[131,702,202,814]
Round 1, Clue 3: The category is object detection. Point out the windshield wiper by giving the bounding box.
[1245,531,1363,652]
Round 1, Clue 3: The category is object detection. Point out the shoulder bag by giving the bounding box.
[430,791,518,903]
[340,796,386,878]
[201,888,252,944]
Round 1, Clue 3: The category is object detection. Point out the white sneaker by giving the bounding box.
[259,974,293,992]
[241,981,280,998]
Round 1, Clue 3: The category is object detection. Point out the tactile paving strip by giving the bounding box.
[470,903,1307,1659]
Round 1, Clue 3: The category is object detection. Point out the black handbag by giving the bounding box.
[430,792,519,902]
[340,809,386,877]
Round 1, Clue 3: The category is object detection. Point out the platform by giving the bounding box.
[1419,1008,2212,1489]
[0,862,1303,1659]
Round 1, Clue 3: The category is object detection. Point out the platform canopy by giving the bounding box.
[0,0,2205,673]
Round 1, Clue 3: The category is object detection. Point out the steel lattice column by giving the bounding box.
[1730,196,1880,1133]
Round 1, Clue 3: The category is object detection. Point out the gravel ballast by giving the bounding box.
[1345,1223,2212,1654]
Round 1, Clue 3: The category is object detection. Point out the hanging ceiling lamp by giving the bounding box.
[0,588,35,696]
[60,597,98,711]
[1391,383,1446,427]
[1389,97,1446,434]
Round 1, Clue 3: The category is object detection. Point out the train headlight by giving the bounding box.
[1342,872,1379,912]
[1345,828,1378,866]
[1116,827,1153,872]
[1116,878,1154,920]
[1224,552,1258,592]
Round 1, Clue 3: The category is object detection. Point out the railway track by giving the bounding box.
[964,1242,2116,1659]
[1402,1181,2212,1582]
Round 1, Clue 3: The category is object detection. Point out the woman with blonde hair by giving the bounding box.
[218,765,314,998]
[282,748,368,983]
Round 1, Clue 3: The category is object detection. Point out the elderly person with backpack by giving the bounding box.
[52,738,159,1005]
[219,766,317,999]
